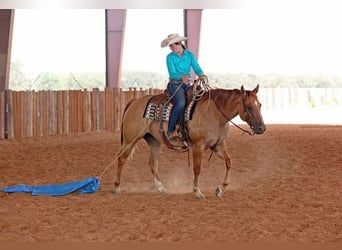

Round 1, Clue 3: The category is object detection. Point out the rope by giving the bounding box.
[193,78,211,127]
[192,77,210,101]
[163,81,183,108]
[97,126,147,180]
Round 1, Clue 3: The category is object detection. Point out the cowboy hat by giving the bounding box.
[161,33,188,48]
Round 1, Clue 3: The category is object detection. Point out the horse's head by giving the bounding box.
[239,84,266,135]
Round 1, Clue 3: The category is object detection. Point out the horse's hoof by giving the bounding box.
[161,191,170,196]
[215,186,222,197]
[158,188,169,195]
[112,188,121,195]
[196,193,206,200]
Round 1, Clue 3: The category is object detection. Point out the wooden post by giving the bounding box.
[48,90,56,135]
[86,90,91,132]
[63,90,69,134]
[114,87,121,131]
[14,91,20,138]
[26,90,33,137]
[0,91,4,139]
[44,91,49,136]
[92,88,100,132]
[56,91,62,135]
[105,88,109,130]
[110,88,115,131]
[70,90,75,133]
[77,90,81,132]
[20,91,25,137]
[72,90,76,133]
[119,88,125,131]
[11,91,16,138]
[5,90,13,138]
[32,91,37,137]
[100,90,105,130]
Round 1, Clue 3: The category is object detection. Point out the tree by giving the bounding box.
[9,61,32,90]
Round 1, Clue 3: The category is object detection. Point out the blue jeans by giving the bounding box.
[166,82,190,135]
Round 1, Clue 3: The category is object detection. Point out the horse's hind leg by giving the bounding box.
[144,134,168,194]
[213,142,232,197]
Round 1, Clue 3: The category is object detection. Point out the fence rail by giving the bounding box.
[0,87,341,139]
[0,88,163,139]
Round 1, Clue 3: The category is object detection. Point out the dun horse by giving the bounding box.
[114,84,266,199]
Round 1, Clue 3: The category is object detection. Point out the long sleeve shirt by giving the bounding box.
[166,50,204,80]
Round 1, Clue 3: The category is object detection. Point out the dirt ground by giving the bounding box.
[0,125,341,242]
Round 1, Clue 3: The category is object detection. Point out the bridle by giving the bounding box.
[214,90,255,136]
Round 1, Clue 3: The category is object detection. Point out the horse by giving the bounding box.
[113,84,266,199]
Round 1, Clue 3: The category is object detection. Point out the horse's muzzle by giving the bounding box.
[254,124,266,134]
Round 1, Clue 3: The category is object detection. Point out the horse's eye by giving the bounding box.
[247,106,253,112]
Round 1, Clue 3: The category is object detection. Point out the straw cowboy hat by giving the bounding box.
[161,33,188,48]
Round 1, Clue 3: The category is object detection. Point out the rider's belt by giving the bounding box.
[169,79,183,83]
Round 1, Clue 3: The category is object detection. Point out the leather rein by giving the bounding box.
[212,90,255,136]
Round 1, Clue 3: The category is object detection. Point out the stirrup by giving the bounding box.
[167,135,188,151]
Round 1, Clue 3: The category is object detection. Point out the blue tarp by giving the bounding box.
[1,176,100,196]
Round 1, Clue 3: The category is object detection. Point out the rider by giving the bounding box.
[161,33,207,141]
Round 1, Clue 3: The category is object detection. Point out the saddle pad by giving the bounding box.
[143,98,197,122]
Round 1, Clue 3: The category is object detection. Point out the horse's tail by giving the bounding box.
[120,98,136,145]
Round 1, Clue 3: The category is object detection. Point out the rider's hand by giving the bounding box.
[181,75,191,83]
[199,74,208,83]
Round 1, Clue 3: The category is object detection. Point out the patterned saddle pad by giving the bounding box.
[143,94,197,122]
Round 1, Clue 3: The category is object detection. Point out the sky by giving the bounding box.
[10,8,342,77]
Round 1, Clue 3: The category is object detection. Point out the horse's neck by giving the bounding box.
[207,89,241,121]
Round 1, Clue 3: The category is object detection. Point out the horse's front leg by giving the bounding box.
[192,145,205,199]
[114,145,132,194]
[213,142,232,198]
[114,132,142,194]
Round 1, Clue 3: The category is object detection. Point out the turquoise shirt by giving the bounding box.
[166,50,204,80]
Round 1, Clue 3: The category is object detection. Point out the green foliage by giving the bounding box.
[28,72,106,91]
[206,72,342,89]
[121,71,168,90]
[9,61,32,90]
[9,61,342,90]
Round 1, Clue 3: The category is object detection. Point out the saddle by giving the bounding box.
[144,88,196,121]
[143,79,208,152]
[143,86,197,152]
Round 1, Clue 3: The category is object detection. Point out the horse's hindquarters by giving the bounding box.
[121,95,153,145]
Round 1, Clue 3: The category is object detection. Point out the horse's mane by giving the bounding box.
[201,88,241,108]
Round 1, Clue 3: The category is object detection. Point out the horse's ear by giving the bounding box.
[253,84,259,94]
[240,85,246,98]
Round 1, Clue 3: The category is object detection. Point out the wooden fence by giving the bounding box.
[0,87,341,139]
[0,88,163,139]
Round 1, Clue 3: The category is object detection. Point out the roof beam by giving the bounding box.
[105,9,126,89]
[0,9,14,91]
[184,9,202,60]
